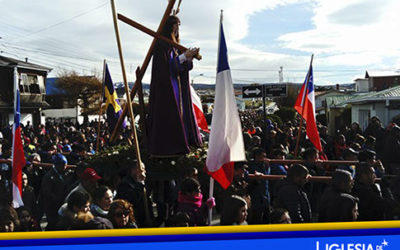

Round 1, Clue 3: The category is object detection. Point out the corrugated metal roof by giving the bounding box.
[325,94,358,108]
[0,55,52,72]
[345,85,400,104]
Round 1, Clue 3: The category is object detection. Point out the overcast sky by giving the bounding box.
[1,0,400,85]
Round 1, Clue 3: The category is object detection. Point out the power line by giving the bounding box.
[0,43,130,80]
[0,25,107,62]
[0,3,111,63]
[196,65,367,73]
[10,1,108,42]
[1,42,101,62]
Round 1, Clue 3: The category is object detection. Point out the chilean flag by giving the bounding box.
[12,67,26,208]
[294,56,322,152]
[190,85,209,133]
[205,18,246,189]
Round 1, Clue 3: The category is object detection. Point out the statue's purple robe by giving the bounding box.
[147,40,202,156]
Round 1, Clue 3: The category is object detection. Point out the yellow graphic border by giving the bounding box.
[1,221,399,240]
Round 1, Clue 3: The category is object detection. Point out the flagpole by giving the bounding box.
[12,66,18,207]
[207,177,215,225]
[12,66,17,167]
[96,60,107,152]
[110,0,143,170]
[294,54,313,158]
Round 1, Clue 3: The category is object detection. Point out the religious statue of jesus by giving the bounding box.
[147,15,202,156]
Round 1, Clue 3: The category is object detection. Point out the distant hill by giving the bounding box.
[114,82,355,93]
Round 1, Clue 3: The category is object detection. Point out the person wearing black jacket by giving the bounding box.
[352,163,399,221]
[115,162,154,228]
[318,170,354,222]
[21,172,36,215]
[40,154,69,230]
[273,164,312,223]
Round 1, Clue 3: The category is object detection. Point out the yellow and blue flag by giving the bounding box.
[103,63,125,133]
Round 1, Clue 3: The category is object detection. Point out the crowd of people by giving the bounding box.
[0,112,400,232]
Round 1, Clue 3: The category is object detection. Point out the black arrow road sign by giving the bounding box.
[242,86,263,98]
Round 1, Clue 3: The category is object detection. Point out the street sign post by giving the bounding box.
[242,83,287,135]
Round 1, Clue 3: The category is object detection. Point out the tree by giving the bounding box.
[200,94,214,104]
[275,106,296,122]
[56,71,102,124]
[275,83,302,107]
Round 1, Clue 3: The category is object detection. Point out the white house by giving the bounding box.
[315,89,349,115]
[344,85,400,130]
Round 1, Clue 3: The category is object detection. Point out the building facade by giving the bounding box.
[0,56,51,128]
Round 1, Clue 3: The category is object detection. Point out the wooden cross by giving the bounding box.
[110,2,182,226]
[109,0,177,144]
[110,0,203,144]
[117,14,202,60]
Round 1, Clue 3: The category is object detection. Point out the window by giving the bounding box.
[28,75,40,93]
[19,73,45,94]
[20,73,30,93]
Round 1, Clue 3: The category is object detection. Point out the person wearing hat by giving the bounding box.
[65,167,102,202]
[364,135,376,152]
[337,147,359,178]
[359,149,385,178]
[40,153,69,230]
[62,144,72,154]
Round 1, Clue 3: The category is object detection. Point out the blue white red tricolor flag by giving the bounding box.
[205,14,246,189]
[294,56,322,152]
[12,67,26,208]
[103,62,125,133]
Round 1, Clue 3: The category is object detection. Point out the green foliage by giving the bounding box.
[244,100,263,109]
[275,84,301,107]
[266,114,283,127]
[274,106,296,122]
[200,94,214,104]
[87,144,209,181]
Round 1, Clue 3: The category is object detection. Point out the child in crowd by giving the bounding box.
[176,178,215,226]
[220,195,248,225]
